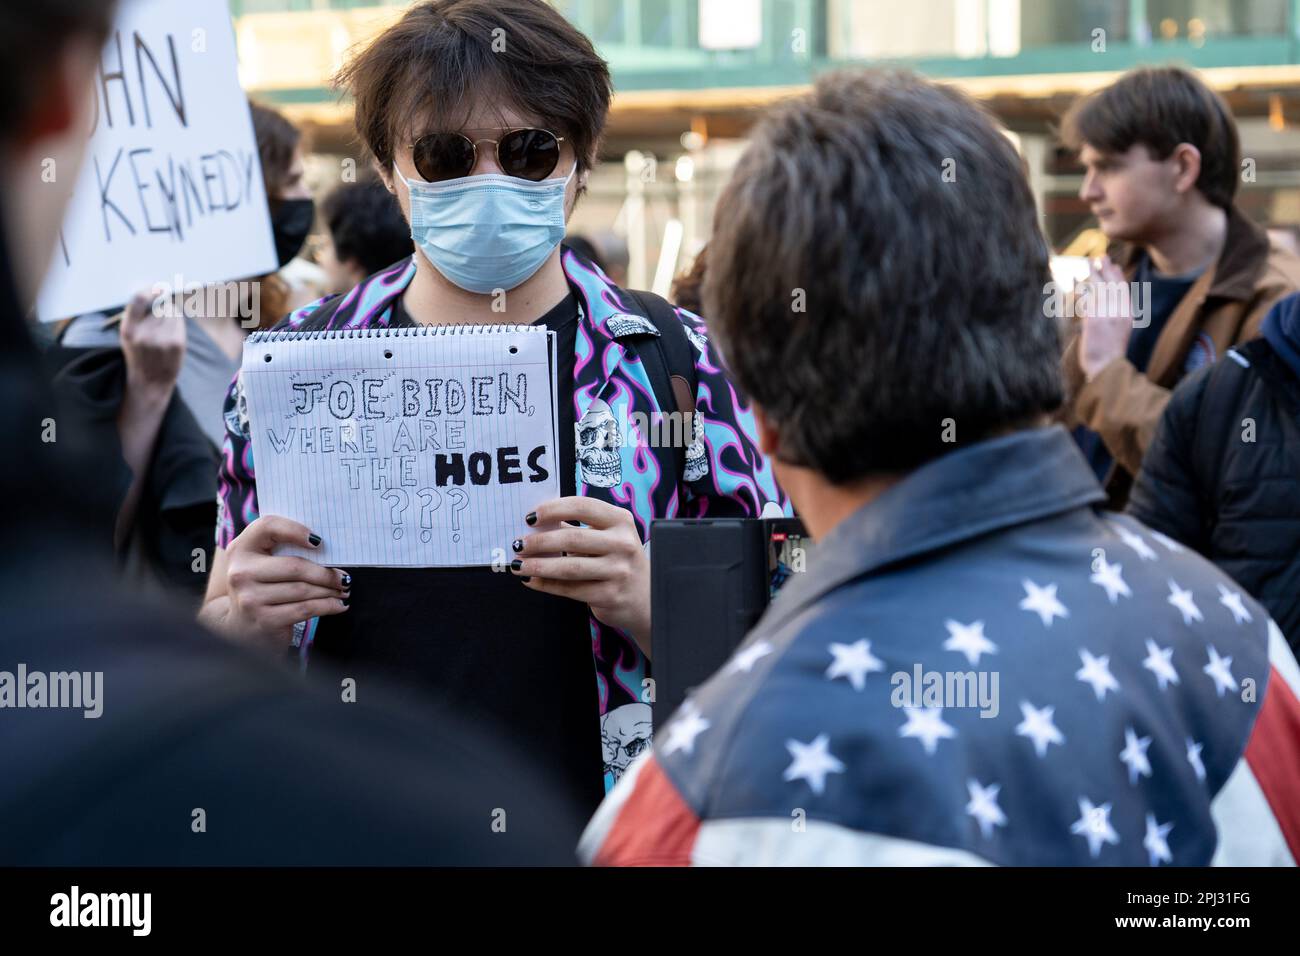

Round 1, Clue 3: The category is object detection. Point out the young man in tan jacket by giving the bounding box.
[1060,66,1300,507]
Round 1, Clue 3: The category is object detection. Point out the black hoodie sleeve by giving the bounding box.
[1127,364,1214,555]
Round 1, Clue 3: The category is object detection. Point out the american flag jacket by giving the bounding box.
[581,426,1300,865]
[215,251,788,794]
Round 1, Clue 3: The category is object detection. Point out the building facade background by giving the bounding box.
[231,0,1300,292]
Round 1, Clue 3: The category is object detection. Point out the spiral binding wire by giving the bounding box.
[247,323,542,343]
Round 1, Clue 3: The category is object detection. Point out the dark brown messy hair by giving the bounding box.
[249,101,303,206]
[335,0,612,175]
[704,70,1062,483]
[1061,66,1240,209]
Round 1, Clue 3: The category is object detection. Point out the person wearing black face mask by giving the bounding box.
[253,101,330,314]
[271,195,315,269]
[46,101,318,606]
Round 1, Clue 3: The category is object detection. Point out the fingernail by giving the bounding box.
[340,572,352,588]
[511,559,523,571]
[308,533,322,547]
[511,538,523,553]
[519,576,531,583]
[525,512,537,526]
[340,598,350,608]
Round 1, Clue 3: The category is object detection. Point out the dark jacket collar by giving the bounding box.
[763,425,1107,635]
[1118,203,1268,302]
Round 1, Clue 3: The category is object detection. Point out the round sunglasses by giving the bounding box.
[410,127,566,183]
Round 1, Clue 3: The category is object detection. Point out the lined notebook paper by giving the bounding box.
[240,323,560,567]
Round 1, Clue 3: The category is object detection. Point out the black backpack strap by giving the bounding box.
[624,289,699,482]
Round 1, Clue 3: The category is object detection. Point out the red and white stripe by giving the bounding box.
[580,755,991,866]
[1212,621,1300,865]
[583,621,1300,867]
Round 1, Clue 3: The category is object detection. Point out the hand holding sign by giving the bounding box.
[511,497,651,653]
[120,287,185,400]
[221,515,350,645]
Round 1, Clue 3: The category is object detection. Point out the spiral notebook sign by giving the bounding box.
[240,324,560,567]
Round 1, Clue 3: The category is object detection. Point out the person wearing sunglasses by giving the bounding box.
[199,0,788,819]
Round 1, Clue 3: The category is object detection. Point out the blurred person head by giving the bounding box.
[250,101,314,269]
[1062,67,1239,246]
[1,1,117,312]
[318,178,413,293]
[247,101,313,326]
[335,0,611,294]
[703,70,1062,510]
[670,244,707,315]
[0,4,588,868]
[0,0,118,550]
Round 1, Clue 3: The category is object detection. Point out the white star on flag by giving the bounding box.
[1144,813,1174,866]
[1019,579,1069,627]
[1186,738,1206,783]
[824,639,885,691]
[1149,530,1184,553]
[1119,726,1153,785]
[943,620,997,666]
[661,704,710,757]
[728,640,774,674]
[782,733,845,795]
[1217,584,1253,625]
[965,780,1007,839]
[898,706,957,755]
[1113,523,1158,561]
[1076,648,1120,701]
[1070,797,1120,858]
[1142,639,1179,691]
[1167,580,1203,626]
[1090,556,1131,604]
[1203,645,1238,698]
[1016,701,1065,757]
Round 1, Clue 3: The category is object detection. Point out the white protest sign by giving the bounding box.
[36,0,277,321]
[240,325,561,567]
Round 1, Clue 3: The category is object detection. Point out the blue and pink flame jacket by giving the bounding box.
[215,250,789,792]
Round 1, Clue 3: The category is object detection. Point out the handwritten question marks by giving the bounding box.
[444,487,470,542]
[379,488,409,539]
[416,487,440,543]
[379,486,467,544]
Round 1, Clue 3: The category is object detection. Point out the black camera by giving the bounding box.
[648,517,814,728]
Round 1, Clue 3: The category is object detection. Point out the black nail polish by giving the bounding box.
[308,533,322,547]
[519,576,531,583]
[511,538,523,553]
[511,559,523,571]
[340,572,352,588]
[525,512,537,526]
[341,598,350,608]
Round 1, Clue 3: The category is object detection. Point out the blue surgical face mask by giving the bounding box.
[395,161,575,294]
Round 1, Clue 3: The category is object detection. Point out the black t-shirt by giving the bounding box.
[309,290,604,816]
[1127,255,1200,372]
